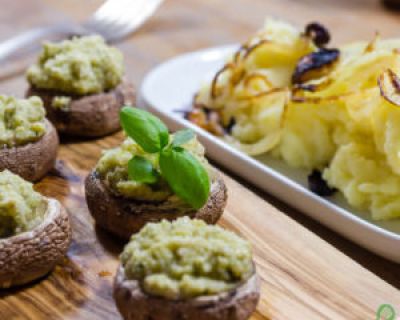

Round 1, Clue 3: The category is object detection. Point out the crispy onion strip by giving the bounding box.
[378,68,400,107]
[224,130,281,156]
[243,39,270,61]
[243,73,274,89]
[210,63,235,100]
[238,88,286,101]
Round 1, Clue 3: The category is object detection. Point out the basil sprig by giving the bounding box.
[171,129,195,147]
[120,107,210,209]
[128,156,159,184]
[160,147,210,209]
[120,107,169,153]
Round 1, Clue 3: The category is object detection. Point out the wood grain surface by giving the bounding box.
[0,0,399,319]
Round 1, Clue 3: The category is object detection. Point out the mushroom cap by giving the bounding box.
[26,80,136,137]
[113,264,260,320]
[0,119,59,182]
[0,198,71,288]
[85,170,227,239]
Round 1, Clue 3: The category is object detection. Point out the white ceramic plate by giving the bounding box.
[139,45,400,263]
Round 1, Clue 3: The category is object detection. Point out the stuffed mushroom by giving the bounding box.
[85,107,227,238]
[0,170,71,288]
[26,36,135,137]
[114,217,260,320]
[0,95,58,182]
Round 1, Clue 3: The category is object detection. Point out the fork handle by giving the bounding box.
[0,23,86,62]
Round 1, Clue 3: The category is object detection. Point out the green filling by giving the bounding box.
[0,95,46,147]
[51,96,71,111]
[27,35,124,96]
[96,136,212,201]
[121,217,253,299]
[0,170,46,238]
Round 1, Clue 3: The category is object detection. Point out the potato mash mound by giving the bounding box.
[191,19,400,220]
[324,143,400,220]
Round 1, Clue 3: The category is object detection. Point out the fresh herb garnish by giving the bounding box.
[128,156,159,184]
[171,128,195,147]
[120,107,210,209]
[120,107,169,153]
[160,147,210,209]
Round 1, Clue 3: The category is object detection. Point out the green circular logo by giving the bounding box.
[376,304,396,320]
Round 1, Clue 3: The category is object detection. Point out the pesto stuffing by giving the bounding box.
[121,217,253,299]
[0,170,46,238]
[96,135,213,202]
[0,95,46,147]
[51,96,71,111]
[27,35,124,96]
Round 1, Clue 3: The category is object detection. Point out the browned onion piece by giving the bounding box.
[378,69,400,107]
[238,88,285,100]
[293,83,317,92]
[293,77,333,93]
[364,33,379,53]
[185,108,207,129]
[211,64,234,99]
[292,48,340,84]
[231,68,246,87]
[233,45,248,64]
[185,108,225,136]
[291,94,346,104]
[243,40,270,60]
[243,73,273,89]
[305,22,331,47]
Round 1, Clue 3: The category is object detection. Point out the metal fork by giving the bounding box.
[0,0,164,62]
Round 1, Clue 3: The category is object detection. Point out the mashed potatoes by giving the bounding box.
[192,19,400,220]
[324,143,400,220]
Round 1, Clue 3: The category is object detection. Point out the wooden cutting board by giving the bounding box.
[0,0,399,319]
[0,132,399,320]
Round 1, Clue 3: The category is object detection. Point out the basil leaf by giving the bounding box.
[120,107,169,153]
[172,129,195,147]
[159,147,210,209]
[128,156,159,184]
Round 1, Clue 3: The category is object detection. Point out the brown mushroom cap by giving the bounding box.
[0,198,71,288]
[26,80,136,137]
[0,119,59,182]
[85,170,227,239]
[113,264,260,320]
